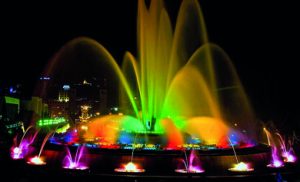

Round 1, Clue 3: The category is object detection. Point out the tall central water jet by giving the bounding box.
[119,0,255,147]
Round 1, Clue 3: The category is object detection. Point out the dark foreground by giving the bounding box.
[1,143,299,182]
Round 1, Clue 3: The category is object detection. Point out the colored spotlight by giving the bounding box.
[114,162,145,173]
[228,162,254,172]
[27,156,46,165]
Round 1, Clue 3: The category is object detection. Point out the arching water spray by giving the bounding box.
[11,126,39,160]
[63,145,88,170]
[228,137,253,172]
[275,132,297,163]
[175,150,204,173]
[228,136,239,164]
[263,128,284,168]
[27,131,54,165]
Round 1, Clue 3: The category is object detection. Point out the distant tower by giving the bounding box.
[58,85,71,103]
[79,105,91,123]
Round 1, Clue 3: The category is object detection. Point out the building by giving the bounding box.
[0,96,23,136]
[21,96,49,125]
[46,77,108,123]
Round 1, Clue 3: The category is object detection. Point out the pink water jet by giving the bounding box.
[175,150,204,173]
[10,127,39,160]
[62,145,88,170]
[276,133,297,163]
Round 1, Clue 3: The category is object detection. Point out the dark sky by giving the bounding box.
[1,0,299,125]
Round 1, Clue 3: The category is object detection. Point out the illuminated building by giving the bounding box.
[46,77,108,123]
[22,96,48,118]
[0,96,23,135]
[79,105,91,122]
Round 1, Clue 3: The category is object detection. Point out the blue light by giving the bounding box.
[63,131,77,144]
[118,131,134,144]
[9,87,16,94]
[86,143,93,148]
[228,130,240,146]
[63,85,70,90]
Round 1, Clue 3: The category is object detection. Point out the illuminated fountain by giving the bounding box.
[63,145,88,170]
[115,128,145,173]
[263,129,297,168]
[175,150,204,173]
[114,162,145,173]
[45,0,256,150]
[276,133,297,163]
[25,0,298,178]
[228,162,254,172]
[27,132,54,165]
[227,137,254,172]
[264,128,285,168]
[11,126,38,160]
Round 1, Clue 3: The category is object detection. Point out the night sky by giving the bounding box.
[1,0,299,130]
